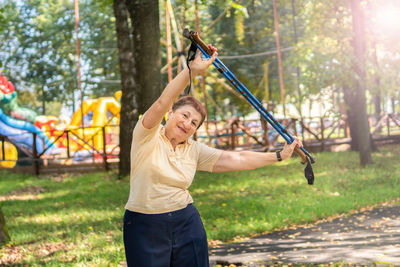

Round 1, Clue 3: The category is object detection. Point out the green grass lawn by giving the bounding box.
[1,144,400,265]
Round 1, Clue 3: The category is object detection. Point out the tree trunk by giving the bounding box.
[342,84,360,151]
[127,0,161,123]
[391,97,396,114]
[273,0,286,117]
[348,0,372,166]
[114,0,137,177]
[0,205,10,245]
[371,42,381,120]
[113,0,161,177]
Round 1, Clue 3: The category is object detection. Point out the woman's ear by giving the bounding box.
[165,109,173,122]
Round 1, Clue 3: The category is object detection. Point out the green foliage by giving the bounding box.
[16,90,41,111]
[44,101,63,116]
[80,0,120,98]
[293,0,400,115]
[0,1,13,33]
[0,0,399,118]
[0,8,6,30]
[0,0,119,113]
[2,0,76,101]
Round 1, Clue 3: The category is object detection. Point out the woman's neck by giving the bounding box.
[164,129,178,150]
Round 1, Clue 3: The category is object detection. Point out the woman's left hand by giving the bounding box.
[189,44,218,75]
[281,137,303,161]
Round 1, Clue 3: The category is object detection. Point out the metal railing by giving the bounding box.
[0,124,119,175]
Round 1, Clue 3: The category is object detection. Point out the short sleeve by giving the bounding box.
[196,142,223,172]
[132,115,161,145]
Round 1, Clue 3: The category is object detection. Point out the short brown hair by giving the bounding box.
[172,96,207,128]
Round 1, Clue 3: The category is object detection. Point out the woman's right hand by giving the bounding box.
[189,44,218,75]
[142,45,217,130]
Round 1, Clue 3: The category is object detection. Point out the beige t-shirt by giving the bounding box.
[125,116,222,214]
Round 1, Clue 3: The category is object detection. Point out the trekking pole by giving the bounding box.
[183,29,316,184]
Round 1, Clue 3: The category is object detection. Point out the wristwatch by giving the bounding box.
[276,150,282,161]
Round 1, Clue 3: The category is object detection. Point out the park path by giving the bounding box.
[209,203,400,266]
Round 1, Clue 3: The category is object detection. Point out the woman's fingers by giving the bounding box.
[291,137,303,149]
[295,137,303,147]
[209,45,218,62]
[281,137,303,160]
[207,51,218,65]
[191,44,218,73]
[208,44,218,56]
[201,44,218,64]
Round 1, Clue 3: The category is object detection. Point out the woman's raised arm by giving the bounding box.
[142,45,218,129]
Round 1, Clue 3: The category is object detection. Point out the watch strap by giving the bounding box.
[276,150,282,161]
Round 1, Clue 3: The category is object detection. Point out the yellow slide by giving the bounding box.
[68,95,121,151]
[0,141,17,168]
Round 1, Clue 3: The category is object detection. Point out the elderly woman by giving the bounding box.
[123,45,302,267]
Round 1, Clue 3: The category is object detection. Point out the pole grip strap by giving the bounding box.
[184,42,198,95]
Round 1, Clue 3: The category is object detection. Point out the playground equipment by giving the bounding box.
[68,95,120,152]
[31,92,121,158]
[0,107,50,153]
[0,73,37,123]
[0,71,121,169]
[0,72,52,160]
[0,140,17,168]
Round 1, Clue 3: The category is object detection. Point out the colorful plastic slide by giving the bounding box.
[0,73,53,167]
[0,140,17,168]
[0,70,121,167]
[68,96,120,151]
[0,73,37,123]
[0,107,51,154]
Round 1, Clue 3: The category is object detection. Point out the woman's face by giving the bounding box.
[165,105,202,143]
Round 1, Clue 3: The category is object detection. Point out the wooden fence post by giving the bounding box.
[66,130,71,158]
[387,114,390,136]
[231,123,236,150]
[292,118,298,136]
[320,117,325,152]
[102,126,109,171]
[261,119,269,148]
[1,136,5,161]
[32,133,39,175]
[345,117,350,138]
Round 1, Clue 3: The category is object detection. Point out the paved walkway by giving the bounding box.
[209,203,400,266]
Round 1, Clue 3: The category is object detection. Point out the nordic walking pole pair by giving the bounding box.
[183,29,316,185]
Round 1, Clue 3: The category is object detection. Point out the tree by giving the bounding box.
[0,0,76,110]
[347,0,372,165]
[113,0,161,176]
[291,0,376,164]
[0,0,119,112]
[0,206,10,245]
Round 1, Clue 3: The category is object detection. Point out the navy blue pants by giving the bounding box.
[123,204,210,267]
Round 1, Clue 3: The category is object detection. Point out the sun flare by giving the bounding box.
[372,3,400,35]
